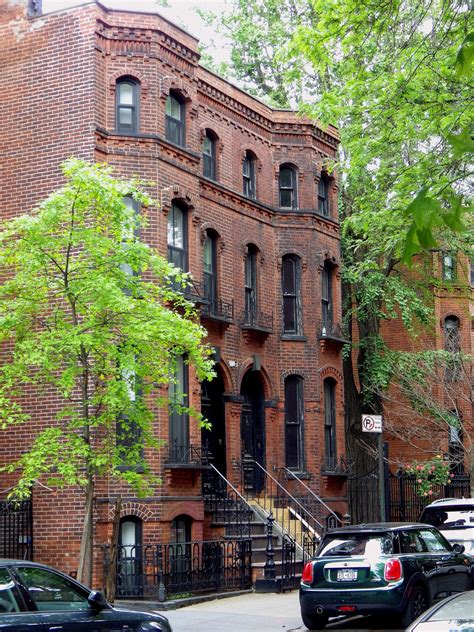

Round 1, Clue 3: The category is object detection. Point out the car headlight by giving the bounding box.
[139,622,172,632]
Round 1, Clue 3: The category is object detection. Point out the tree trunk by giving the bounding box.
[105,497,121,603]
[77,479,94,587]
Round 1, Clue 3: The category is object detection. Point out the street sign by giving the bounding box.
[362,414,383,433]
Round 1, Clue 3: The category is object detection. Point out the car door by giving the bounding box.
[12,565,134,632]
[0,566,45,631]
[398,529,440,601]
[418,528,471,595]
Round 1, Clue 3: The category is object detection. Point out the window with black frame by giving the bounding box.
[166,92,185,146]
[169,356,189,463]
[321,263,333,329]
[116,78,139,134]
[116,355,144,468]
[285,375,304,470]
[243,152,256,199]
[323,378,337,470]
[167,204,187,271]
[279,164,298,209]
[203,132,216,180]
[203,230,217,309]
[318,173,330,217]
[244,244,257,321]
[444,315,461,382]
[282,254,301,335]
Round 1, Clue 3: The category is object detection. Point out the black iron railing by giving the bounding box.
[201,297,234,322]
[318,320,349,343]
[165,443,210,467]
[321,456,350,476]
[240,309,273,333]
[102,539,252,600]
[202,464,252,539]
[0,499,33,560]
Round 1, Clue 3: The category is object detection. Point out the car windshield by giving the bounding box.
[420,506,474,530]
[318,533,393,557]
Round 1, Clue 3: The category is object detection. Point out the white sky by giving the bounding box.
[42,0,232,59]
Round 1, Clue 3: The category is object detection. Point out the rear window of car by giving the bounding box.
[420,506,474,530]
[318,532,393,557]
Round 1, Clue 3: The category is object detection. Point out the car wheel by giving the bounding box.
[400,584,429,628]
[301,612,328,630]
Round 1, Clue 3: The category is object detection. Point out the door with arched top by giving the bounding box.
[201,369,226,476]
[117,516,143,597]
[240,371,265,493]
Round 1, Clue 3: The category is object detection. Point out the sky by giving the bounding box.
[42,0,232,57]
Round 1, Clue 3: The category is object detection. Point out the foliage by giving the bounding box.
[405,455,453,497]
[0,159,215,577]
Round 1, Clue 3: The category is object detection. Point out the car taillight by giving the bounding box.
[301,562,314,584]
[384,558,402,581]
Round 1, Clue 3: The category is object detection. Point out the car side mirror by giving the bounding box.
[88,590,110,611]
[452,543,465,554]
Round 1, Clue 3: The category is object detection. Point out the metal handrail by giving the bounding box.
[282,467,342,526]
[253,461,325,532]
[209,464,252,509]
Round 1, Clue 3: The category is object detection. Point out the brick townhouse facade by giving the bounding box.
[1,0,348,584]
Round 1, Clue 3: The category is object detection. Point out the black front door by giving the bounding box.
[201,371,226,476]
[240,371,265,493]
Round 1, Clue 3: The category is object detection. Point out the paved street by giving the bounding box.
[152,592,404,632]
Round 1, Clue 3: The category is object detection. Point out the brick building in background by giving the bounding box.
[1,0,347,592]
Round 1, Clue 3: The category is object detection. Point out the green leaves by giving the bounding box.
[455,32,474,78]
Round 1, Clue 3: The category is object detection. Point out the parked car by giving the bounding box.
[0,559,172,631]
[419,498,474,555]
[299,522,472,630]
[405,589,474,631]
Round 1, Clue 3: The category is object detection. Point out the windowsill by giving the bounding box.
[116,464,145,473]
[281,334,307,341]
[321,468,349,478]
[95,127,201,160]
[164,462,211,471]
[285,470,311,481]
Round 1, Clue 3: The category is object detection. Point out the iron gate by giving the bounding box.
[0,499,33,560]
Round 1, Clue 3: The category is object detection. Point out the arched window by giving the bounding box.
[170,514,192,544]
[203,131,217,180]
[279,164,298,209]
[285,375,304,470]
[282,254,302,334]
[243,151,256,199]
[203,230,218,305]
[166,92,185,146]
[167,204,187,271]
[321,262,333,327]
[444,315,461,382]
[116,78,139,134]
[118,516,143,597]
[318,172,330,217]
[169,355,189,463]
[323,378,337,470]
[244,244,258,319]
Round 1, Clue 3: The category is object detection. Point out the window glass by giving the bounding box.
[203,232,217,301]
[442,252,456,281]
[322,264,333,326]
[169,356,189,462]
[285,375,303,469]
[421,505,474,530]
[418,529,449,552]
[203,134,216,180]
[166,95,185,146]
[119,83,134,105]
[16,567,89,612]
[282,255,301,334]
[279,166,297,208]
[116,79,138,133]
[324,379,336,465]
[318,175,329,216]
[167,205,187,271]
[0,568,20,613]
[243,154,256,198]
[245,245,257,314]
[319,533,393,557]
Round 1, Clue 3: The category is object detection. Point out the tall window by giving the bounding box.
[324,379,337,469]
[203,132,216,180]
[203,231,217,304]
[169,356,189,463]
[285,375,304,470]
[167,204,187,270]
[116,78,139,134]
[116,357,143,467]
[444,315,461,381]
[442,252,456,281]
[318,173,330,217]
[279,165,298,209]
[245,244,257,317]
[282,255,301,334]
[448,413,464,474]
[243,152,256,199]
[166,93,185,146]
[321,263,333,327]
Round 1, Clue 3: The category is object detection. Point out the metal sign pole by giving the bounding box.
[378,433,386,522]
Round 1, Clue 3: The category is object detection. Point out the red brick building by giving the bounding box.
[1,0,347,587]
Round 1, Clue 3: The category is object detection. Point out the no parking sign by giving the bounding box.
[362,414,383,433]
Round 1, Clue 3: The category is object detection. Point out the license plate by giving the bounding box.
[337,569,358,581]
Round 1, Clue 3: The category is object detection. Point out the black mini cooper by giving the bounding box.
[299,522,472,630]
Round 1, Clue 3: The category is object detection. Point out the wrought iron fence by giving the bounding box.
[201,298,234,322]
[388,471,471,523]
[202,465,252,538]
[166,443,209,466]
[0,499,33,560]
[102,539,252,600]
[240,309,273,332]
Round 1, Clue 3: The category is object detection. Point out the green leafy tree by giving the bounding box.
[202,0,473,517]
[0,159,214,584]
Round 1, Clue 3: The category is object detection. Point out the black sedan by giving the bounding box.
[0,559,171,631]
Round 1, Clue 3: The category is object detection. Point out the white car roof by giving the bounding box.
[425,498,474,507]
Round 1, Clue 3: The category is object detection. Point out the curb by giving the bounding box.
[116,588,254,611]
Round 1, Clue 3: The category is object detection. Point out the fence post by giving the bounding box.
[255,512,280,593]
[157,545,166,602]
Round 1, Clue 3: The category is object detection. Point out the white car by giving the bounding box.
[419,498,474,555]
